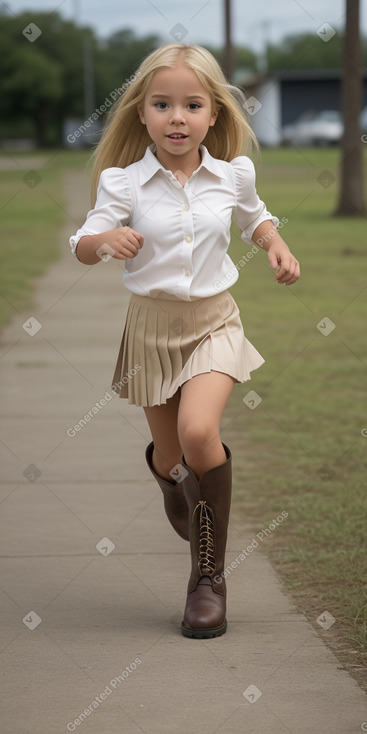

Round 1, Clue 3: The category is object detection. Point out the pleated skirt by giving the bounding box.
[111,290,264,407]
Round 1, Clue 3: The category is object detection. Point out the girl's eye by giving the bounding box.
[154,102,201,111]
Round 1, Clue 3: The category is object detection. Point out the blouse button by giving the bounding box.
[184,234,192,243]
[184,270,191,277]
[182,204,189,211]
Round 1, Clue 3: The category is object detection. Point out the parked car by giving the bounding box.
[282,110,343,146]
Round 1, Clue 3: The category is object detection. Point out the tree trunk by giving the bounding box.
[33,102,51,148]
[335,0,366,216]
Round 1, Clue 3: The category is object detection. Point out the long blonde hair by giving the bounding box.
[90,43,258,205]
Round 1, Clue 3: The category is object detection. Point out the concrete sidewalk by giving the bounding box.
[0,166,366,734]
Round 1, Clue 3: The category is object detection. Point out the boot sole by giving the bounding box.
[181,619,227,639]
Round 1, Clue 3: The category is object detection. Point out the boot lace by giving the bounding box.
[193,500,216,575]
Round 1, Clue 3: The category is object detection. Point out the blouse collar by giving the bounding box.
[138,143,226,185]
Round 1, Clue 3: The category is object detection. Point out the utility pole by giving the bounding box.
[223,0,234,81]
[258,20,270,74]
[72,0,95,120]
[83,35,95,119]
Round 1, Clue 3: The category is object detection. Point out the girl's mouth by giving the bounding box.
[167,134,188,142]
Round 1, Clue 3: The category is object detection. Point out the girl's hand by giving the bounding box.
[252,221,300,286]
[267,242,300,286]
[101,227,144,261]
[76,227,144,265]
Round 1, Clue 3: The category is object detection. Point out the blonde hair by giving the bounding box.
[90,43,258,205]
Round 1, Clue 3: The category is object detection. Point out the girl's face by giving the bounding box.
[138,62,219,170]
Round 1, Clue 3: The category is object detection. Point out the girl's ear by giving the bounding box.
[209,104,221,127]
[138,106,146,125]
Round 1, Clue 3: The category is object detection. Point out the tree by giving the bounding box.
[267,32,344,70]
[0,12,92,145]
[2,45,63,147]
[335,0,366,216]
[205,44,257,74]
[95,29,160,102]
[0,11,161,146]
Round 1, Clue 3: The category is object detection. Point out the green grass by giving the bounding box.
[0,149,90,329]
[226,147,367,663]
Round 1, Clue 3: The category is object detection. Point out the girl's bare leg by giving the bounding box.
[143,389,182,480]
[144,371,235,479]
[177,371,235,477]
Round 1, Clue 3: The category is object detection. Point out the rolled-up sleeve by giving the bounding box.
[230,156,279,244]
[69,167,132,256]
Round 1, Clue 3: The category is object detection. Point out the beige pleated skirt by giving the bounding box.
[111,290,264,407]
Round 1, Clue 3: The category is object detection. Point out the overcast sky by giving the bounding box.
[6,0,367,52]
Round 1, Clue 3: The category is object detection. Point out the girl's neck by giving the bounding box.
[153,146,202,184]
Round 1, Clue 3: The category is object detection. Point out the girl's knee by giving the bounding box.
[178,421,219,457]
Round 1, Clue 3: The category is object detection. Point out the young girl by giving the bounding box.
[70,43,300,639]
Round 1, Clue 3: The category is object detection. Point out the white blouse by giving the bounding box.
[70,144,278,301]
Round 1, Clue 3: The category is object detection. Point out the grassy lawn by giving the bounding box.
[0,149,90,329]
[1,146,366,686]
[226,146,367,686]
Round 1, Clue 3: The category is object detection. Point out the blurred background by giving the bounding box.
[1,0,367,150]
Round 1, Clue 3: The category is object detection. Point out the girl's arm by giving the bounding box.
[76,227,144,265]
[252,220,300,286]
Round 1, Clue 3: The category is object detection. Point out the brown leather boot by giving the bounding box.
[181,444,232,638]
[145,442,189,541]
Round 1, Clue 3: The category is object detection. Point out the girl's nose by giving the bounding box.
[169,107,186,124]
